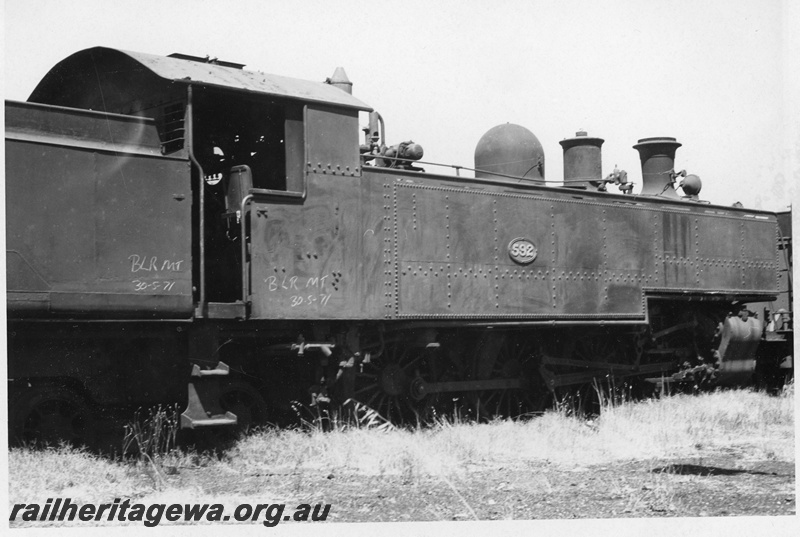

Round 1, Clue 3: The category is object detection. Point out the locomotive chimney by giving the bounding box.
[633,137,682,198]
[326,67,353,94]
[559,130,604,189]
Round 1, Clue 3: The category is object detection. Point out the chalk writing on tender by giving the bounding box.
[290,294,332,307]
[264,274,334,307]
[132,280,177,292]
[265,275,329,293]
[129,255,184,273]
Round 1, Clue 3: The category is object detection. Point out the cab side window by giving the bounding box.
[194,89,304,194]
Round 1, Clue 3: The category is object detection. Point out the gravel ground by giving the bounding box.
[162,454,794,522]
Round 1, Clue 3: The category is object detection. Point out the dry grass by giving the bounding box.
[589,386,795,463]
[8,445,147,504]
[8,386,794,517]
[225,386,794,477]
[7,445,295,527]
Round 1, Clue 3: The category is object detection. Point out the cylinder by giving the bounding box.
[559,131,604,189]
[633,137,682,198]
[474,123,544,182]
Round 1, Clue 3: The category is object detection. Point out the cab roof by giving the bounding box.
[29,46,372,112]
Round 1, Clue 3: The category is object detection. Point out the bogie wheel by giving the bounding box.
[218,381,270,434]
[9,383,95,447]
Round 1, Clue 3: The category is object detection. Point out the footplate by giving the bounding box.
[180,361,237,429]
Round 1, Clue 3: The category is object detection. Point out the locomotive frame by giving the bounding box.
[5,47,793,444]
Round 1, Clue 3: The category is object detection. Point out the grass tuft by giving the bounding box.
[122,405,180,460]
[121,405,181,489]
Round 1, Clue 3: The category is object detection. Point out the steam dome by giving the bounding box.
[474,123,544,182]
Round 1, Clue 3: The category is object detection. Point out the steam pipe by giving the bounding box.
[376,112,385,146]
[365,111,385,146]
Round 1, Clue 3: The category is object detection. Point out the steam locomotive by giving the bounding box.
[5,47,793,445]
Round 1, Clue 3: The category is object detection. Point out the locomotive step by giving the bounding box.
[180,415,237,428]
[190,362,231,377]
[181,362,237,429]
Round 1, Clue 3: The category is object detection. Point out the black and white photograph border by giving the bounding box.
[2,1,798,536]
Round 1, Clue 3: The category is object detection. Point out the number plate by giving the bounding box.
[508,238,538,265]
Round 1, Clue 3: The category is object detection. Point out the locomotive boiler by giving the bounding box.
[5,47,793,445]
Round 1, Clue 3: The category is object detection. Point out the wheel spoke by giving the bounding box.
[398,353,426,372]
[353,382,379,397]
[366,391,380,408]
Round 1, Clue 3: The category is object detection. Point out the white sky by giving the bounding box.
[4,0,799,211]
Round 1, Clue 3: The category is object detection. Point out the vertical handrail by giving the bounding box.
[186,85,206,315]
[240,194,254,306]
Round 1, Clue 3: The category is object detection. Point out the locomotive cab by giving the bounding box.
[23,46,371,317]
[190,88,365,312]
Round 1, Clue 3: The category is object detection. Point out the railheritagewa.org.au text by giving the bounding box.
[10,498,331,527]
